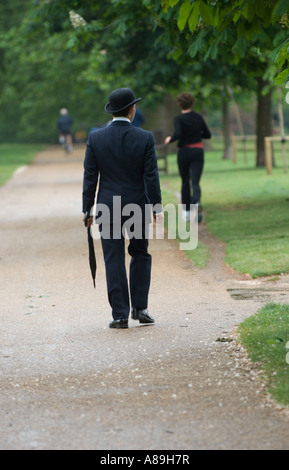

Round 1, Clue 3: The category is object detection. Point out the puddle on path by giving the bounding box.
[227,288,287,301]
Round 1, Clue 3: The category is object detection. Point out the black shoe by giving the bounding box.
[131,308,139,320]
[131,308,155,324]
[109,319,129,329]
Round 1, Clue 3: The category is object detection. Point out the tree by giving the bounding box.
[153,0,289,166]
[2,0,288,153]
[161,0,289,37]
[25,0,261,161]
[0,0,32,141]
[0,1,110,142]
[26,0,186,104]
[0,0,191,143]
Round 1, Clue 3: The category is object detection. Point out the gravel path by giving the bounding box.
[1,145,289,450]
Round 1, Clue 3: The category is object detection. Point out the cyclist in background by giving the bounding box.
[57,108,73,153]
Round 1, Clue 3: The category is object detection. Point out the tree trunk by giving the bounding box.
[256,77,273,167]
[222,96,233,160]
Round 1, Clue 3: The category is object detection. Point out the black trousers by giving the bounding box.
[100,224,151,320]
[177,148,204,211]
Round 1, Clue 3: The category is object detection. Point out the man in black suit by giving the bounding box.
[82,88,163,329]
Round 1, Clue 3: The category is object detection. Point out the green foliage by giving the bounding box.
[0,1,109,143]
[162,0,283,34]
[274,0,289,17]
[160,0,289,85]
[1,0,289,144]
[0,0,188,143]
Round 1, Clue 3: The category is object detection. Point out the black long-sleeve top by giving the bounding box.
[169,111,212,148]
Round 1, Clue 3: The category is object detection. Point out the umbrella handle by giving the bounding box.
[84,211,91,228]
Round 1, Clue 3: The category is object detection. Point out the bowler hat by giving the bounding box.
[105,88,142,114]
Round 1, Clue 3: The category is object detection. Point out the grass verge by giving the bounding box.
[238,304,289,407]
[161,138,289,277]
[0,144,45,186]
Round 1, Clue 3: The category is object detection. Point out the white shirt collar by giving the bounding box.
[112,117,131,123]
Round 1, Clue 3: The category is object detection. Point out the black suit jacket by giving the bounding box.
[82,120,162,216]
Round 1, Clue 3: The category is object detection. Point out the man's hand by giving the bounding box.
[82,213,93,228]
[154,212,164,224]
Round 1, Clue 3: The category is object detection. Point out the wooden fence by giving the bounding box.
[232,135,288,175]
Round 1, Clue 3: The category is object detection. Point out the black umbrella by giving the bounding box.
[85,212,96,288]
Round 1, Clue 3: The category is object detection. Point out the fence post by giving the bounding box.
[265,137,273,176]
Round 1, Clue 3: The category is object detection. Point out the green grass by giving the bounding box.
[161,138,289,277]
[161,142,289,406]
[0,144,45,186]
[238,304,289,407]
